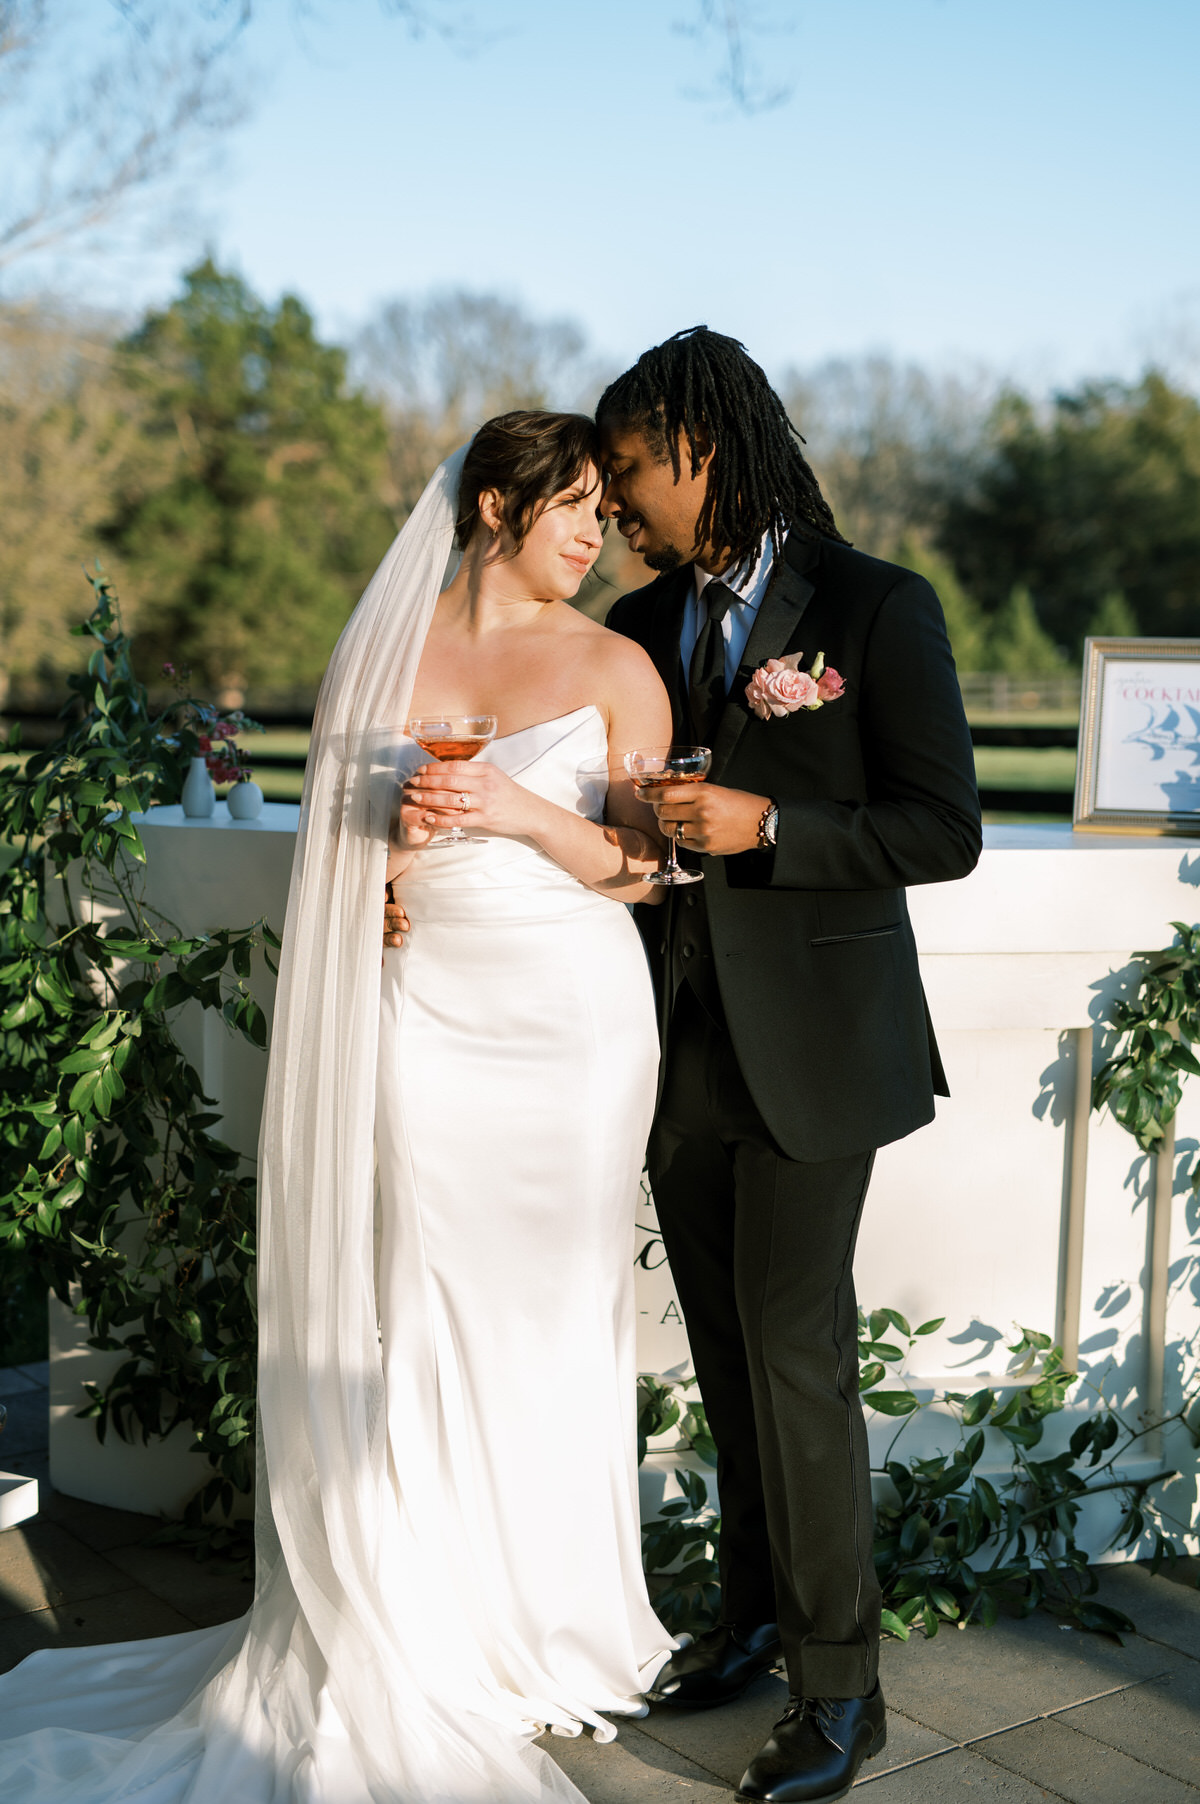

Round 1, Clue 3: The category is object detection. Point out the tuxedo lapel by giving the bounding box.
[639,568,691,736]
[708,534,821,784]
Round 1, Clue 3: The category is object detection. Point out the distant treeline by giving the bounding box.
[3,259,1199,706]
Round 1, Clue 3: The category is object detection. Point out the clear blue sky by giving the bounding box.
[33,0,1200,385]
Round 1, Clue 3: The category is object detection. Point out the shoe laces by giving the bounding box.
[777,1696,846,1732]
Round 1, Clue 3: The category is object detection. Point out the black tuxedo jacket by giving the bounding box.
[606,530,982,1162]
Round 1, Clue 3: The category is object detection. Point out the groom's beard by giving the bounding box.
[641,542,687,573]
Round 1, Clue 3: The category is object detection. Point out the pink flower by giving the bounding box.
[197,734,212,753]
[162,661,176,677]
[745,650,846,720]
[745,658,819,720]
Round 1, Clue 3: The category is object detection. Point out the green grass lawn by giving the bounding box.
[973,746,1076,791]
[5,731,1082,806]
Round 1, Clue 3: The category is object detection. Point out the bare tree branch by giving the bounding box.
[0,2,248,277]
[678,0,792,113]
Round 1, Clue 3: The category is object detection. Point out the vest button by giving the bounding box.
[681,945,694,960]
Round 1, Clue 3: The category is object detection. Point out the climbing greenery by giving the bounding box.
[639,1307,1191,1644]
[0,575,276,1549]
[1091,920,1200,1163]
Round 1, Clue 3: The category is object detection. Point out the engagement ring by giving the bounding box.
[459,792,469,812]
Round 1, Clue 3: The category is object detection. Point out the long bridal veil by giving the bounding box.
[0,450,585,1802]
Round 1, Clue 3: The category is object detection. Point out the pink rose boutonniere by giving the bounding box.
[745,650,845,721]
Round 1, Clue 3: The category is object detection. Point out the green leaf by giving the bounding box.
[68,1068,103,1115]
[929,1585,960,1618]
[58,1049,108,1075]
[240,999,267,1048]
[866,1390,921,1417]
[879,1607,912,1641]
[914,1317,946,1336]
[81,1014,122,1049]
[961,1388,996,1426]
[0,992,41,1028]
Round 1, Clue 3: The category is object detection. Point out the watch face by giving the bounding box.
[764,806,779,846]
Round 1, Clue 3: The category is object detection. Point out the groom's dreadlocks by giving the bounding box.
[597,325,848,573]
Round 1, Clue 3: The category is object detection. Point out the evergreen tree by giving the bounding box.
[1084,590,1139,641]
[940,372,1200,649]
[986,585,1068,676]
[895,536,988,673]
[102,260,396,698]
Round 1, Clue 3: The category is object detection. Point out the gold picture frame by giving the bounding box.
[1075,637,1200,836]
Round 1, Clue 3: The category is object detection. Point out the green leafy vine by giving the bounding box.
[0,575,276,1551]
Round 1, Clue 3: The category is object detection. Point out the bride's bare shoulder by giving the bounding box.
[559,607,662,689]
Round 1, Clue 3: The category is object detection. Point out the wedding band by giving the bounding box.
[678,825,686,840]
[459,792,469,813]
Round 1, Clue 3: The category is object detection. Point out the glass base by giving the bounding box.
[647,866,704,886]
[418,829,489,848]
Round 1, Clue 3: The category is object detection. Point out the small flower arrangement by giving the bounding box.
[159,661,264,786]
[745,650,845,721]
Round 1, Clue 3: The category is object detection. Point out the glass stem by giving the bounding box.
[663,826,681,877]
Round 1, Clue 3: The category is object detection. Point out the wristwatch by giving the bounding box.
[757,802,779,850]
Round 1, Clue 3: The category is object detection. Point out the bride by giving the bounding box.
[0,413,676,1801]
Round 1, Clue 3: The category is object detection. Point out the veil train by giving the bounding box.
[0,449,588,1802]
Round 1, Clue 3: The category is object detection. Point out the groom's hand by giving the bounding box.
[383,884,409,950]
[648,782,771,856]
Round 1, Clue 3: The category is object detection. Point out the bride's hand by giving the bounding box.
[402,762,543,839]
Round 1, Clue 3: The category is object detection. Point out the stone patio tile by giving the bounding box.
[640,1679,955,1789]
[537,1719,731,1802]
[877,1610,1173,1743]
[0,1520,131,1622]
[0,1587,195,1675]
[1,1451,48,1497]
[42,1488,164,1553]
[14,1362,49,1388]
[976,1714,1199,1801]
[638,1671,790,1785]
[1159,1556,1200,1593]
[854,1746,1058,1798]
[0,1389,48,1460]
[1054,1663,1200,1790]
[1091,1563,1200,1661]
[105,1542,253,1630]
[0,1366,43,1398]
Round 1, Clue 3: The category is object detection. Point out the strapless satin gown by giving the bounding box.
[375,704,671,1732]
[0,703,672,1801]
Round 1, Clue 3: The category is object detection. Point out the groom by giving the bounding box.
[597,328,981,1803]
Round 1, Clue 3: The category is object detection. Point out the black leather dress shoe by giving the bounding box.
[647,1622,783,1709]
[736,1685,887,1802]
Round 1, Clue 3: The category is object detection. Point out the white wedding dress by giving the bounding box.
[0,702,672,1802]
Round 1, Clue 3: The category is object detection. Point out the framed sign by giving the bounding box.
[1075,637,1200,835]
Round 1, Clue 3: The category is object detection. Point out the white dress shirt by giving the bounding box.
[680,530,780,691]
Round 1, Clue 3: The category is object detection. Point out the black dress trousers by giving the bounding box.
[648,895,882,1700]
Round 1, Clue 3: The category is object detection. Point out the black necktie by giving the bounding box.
[688,580,735,748]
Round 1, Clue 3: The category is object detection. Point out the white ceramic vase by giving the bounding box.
[227,779,265,821]
[180,755,216,819]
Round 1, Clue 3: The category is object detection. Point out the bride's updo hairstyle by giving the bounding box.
[454,410,602,554]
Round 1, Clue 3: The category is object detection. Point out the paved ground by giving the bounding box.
[2,1361,1197,1800]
